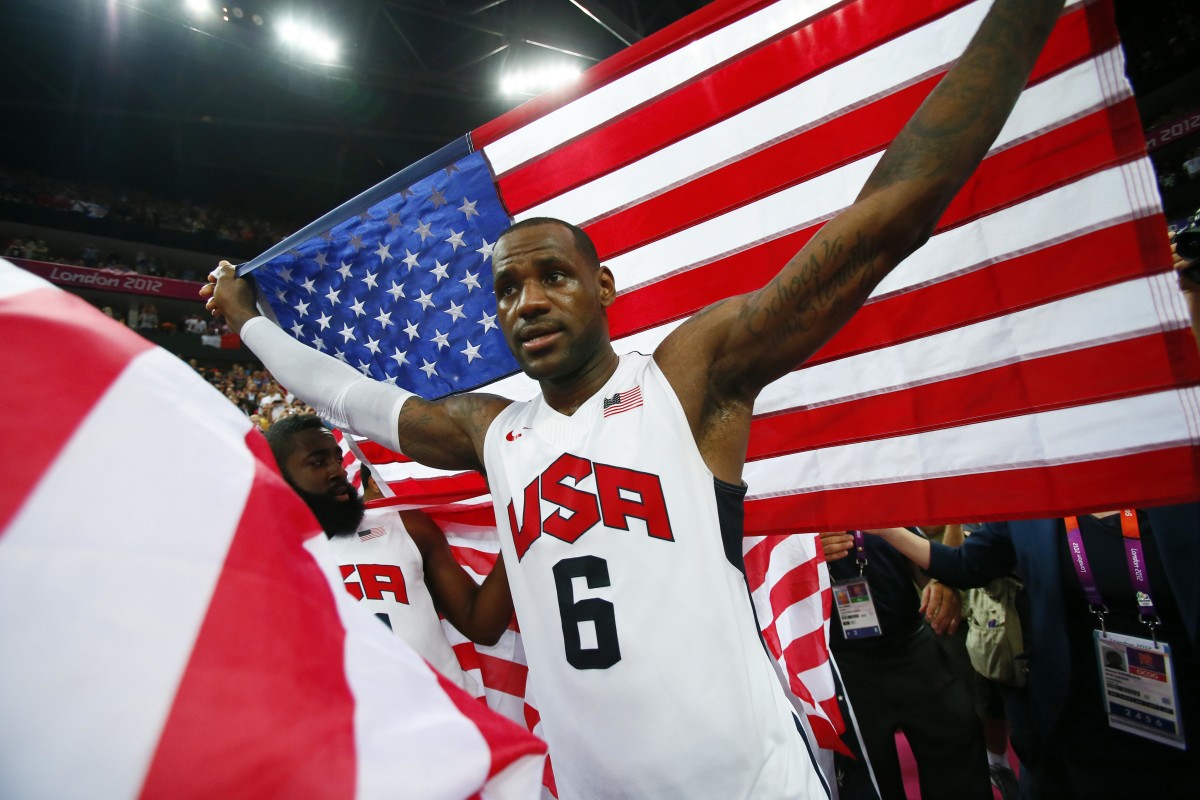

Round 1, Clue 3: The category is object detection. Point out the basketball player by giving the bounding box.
[206,1,1066,795]
[265,414,512,694]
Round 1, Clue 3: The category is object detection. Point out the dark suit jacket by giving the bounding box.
[926,503,1200,747]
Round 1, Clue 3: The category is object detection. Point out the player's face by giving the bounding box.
[492,223,615,382]
[283,428,364,535]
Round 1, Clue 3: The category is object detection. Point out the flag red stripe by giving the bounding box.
[477,652,530,699]
[357,439,412,464]
[495,0,974,207]
[471,0,782,148]
[742,535,793,592]
[744,445,1200,534]
[451,544,501,574]
[0,287,154,534]
[503,2,1096,219]
[605,103,1149,342]
[386,473,490,505]
[748,329,1200,462]
[140,449,357,799]
[801,213,1169,370]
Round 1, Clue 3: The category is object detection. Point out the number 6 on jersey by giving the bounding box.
[553,555,621,669]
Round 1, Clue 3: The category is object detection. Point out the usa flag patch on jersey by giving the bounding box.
[359,527,388,541]
[602,386,643,418]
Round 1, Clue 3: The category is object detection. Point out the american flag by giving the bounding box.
[0,260,546,799]
[601,386,643,417]
[248,0,1198,763]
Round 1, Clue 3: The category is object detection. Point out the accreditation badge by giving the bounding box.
[1094,630,1186,749]
[833,577,882,639]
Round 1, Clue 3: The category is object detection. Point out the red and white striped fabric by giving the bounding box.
[0,259,546,800]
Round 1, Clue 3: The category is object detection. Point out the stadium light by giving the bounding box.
[182,0,210,17]
[499,63,582,97]
[276,18,339,63]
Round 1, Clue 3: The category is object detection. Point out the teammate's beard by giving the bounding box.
[293,482,365,537]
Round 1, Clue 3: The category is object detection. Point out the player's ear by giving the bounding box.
[597,265,616,308]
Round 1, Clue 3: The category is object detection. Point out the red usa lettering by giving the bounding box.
[507,452,674,559]
[340,563,409,603]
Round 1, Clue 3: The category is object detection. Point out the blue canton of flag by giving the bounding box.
[251,149,518,399]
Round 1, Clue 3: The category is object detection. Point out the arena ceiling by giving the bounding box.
[0,0,706,223]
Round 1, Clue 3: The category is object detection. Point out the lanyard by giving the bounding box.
[1065,511,1161,642]
[853,530,867,576]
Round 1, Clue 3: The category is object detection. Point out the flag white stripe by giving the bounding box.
[484,0,845,175]
[758,275,1187,414]
[0,348,254,799]
[744,387,1200,499]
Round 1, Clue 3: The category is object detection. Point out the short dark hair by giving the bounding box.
[498,217,600,270]
[264,413,327,466]
[359,463,376,486]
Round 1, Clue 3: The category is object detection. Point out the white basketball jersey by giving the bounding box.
[325,507,477,695]
[483,353,828,799]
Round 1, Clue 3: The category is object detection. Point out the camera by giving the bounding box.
[1171,210,1200,283]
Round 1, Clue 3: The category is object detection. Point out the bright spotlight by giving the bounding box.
[500,63,582,97]
[183,0,210,16]
[276,18,339,63]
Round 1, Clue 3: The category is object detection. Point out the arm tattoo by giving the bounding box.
[739,229,879,348]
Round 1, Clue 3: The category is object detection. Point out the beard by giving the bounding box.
[293,482,365,537]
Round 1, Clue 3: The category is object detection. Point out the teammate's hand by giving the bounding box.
[1172,242,1199,293]
[818,531,854,562]
[919,580,962,636]
[200,260,260,333]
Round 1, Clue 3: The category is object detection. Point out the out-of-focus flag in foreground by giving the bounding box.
[241,0,1200,757]
[0,259,546,799]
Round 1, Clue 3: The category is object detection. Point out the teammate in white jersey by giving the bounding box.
[265,414,513,691]
[205,2,1066,795]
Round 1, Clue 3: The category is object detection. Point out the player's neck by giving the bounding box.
[540,347,620,417]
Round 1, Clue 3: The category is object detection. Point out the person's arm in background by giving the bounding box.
[868,524,1016,590]
[1172,242,1200,350]
[403,510,514,646]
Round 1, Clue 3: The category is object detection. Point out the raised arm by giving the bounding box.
[659,0,1066,412]
[202,262,508,471]
[403,510,514,646]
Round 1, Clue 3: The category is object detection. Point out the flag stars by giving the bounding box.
[334,348,348,363]
[325,287,342,306]
[312,336,326,352]
[431,260,450,282]
[365,336,381,355]
[386,211,402,230]
[478,310,497,333]
[461,340,482,363]
[279,266,293,282]
[290,321,304,337]
[403,249,421,270]
[430,187,448,208]
[274,288,287,303]
[444,163,461,176]
[357,360,373,376]
[319,230,334,243]
[415,289,436,311]
[420,359,439,378]
[314,252,329,268]
[339,323,357,343]
[445,300,466,322]
[390,347,409,367]
[375,309,393,329]
[460,270,481,292]
[293,299,310,317]
[431,329,450,350]
[375,243,393,263]
[350,298,367,318]
[477,238,495,262]
[362,270,378,289]
[458,197,479,220]
[358,210,372,221]
[316,311,332,331]
[337,261,354,280]
[300,277,317,295]
[349,233,364,252]
[404,320,420,341]
[387,281,405,301]
[414,219,433,241]
[446,229,466,251]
